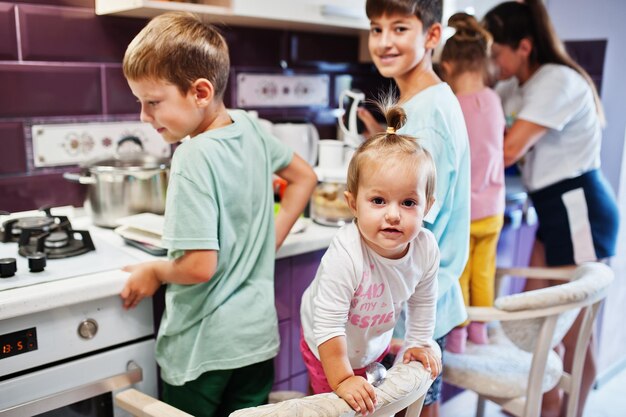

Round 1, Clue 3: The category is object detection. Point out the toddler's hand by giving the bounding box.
[120,263,161,309]
[403,346,441,380]
[335,375,377,415]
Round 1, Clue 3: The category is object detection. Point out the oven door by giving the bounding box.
[0,339,156,417]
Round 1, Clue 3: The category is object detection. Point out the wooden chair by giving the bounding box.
[443,262,614,417]
[116,358,434,417]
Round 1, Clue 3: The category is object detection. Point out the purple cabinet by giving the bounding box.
[273,250,325,392]
[495,203,537,297]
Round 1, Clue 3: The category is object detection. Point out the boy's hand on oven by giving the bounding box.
[335,375,377,415]
[120,263,160,309]
[403,346,442,379]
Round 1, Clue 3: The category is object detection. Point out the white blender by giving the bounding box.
[338,89,366,149]
[310,89,365,226]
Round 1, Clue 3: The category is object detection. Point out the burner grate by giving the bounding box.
[2,210,96,259]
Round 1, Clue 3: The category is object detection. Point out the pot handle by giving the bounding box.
[63,172,97,185]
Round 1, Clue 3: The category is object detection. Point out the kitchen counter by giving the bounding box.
[0,209,339,321]
[0,175,527,323]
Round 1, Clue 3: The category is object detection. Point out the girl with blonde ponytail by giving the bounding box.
[440,12,506,354]
[483,1,619,416]
[300,100,441,416]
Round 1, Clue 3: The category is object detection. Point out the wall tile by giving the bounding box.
[18,4,146,62]
[0,122,26,175]
[223,26,286,68]
[0,4,18,60]
[290,31,359,64]
[104,66,139,115]
[0,63,102,117]
[0,172,85,212]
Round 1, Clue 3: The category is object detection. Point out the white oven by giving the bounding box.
[0,208,159,417]
[0,290,157,417]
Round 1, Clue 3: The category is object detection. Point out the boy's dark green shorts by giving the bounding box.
[162,358,274,417]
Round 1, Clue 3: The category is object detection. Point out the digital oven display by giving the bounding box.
[1,327,38,360]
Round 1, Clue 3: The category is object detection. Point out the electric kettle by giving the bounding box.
[272,122,320,166]
[338,89,366,148]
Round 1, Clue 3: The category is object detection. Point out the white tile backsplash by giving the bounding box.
[31,121,171,167]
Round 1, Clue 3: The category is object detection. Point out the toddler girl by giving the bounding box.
[440,13,506,353]
[300,101,442,415]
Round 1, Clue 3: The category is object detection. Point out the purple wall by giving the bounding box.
[0,0,384,212]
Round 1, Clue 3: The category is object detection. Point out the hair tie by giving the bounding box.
[386,126,396,134]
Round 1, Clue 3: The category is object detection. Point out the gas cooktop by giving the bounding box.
[0,209,143,292]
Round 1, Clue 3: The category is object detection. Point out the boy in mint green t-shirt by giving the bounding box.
[119,12,317,417]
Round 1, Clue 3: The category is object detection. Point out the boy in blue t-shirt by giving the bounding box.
[119,12,317,417]
[359,1,471,416]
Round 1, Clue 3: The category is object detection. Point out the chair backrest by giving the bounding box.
[495,262,613,352]
[229,361,433,417]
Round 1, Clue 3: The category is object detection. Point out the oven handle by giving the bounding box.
[0,361,142,417]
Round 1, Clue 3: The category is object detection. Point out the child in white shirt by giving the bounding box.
[300,102,441,415]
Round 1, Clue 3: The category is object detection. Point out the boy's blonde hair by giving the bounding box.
[123,12,229,99]
[366,0,442,30]
[346,98,436,203]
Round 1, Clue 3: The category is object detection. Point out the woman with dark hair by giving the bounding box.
[483,1,619,416]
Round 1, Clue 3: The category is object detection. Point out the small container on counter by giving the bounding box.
[310,182,353,227]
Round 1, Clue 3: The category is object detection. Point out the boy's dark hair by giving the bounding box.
[123,12,229,99]
[366,0,442,29]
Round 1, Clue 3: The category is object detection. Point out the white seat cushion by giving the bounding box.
[443,326,563,398]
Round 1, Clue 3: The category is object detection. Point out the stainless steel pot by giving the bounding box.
[64,153,170,228]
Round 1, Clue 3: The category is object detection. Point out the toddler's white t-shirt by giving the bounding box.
[300,222,439,369]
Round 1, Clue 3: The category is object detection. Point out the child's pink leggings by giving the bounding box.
[299,332,389,393]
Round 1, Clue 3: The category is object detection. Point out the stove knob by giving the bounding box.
[0,257,17,278]
[28,252,47,273]
[78,319,98,340]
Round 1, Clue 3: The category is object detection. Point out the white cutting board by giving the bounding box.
[114,213,165,248]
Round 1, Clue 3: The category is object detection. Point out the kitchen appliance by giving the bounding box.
[0,208,157,417]
[64,152,170,228]
[272,122,320,166]
[310,181,354,227]
[338,89,366,148]
[2,208,95,260]
[317,139,346,169]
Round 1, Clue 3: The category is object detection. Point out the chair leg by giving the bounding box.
[403,394,425,417]
[476,395,486,417]
[525,315,558,417]
[565,303,600,417]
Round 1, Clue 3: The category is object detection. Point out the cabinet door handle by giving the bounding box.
[0,362,142,417]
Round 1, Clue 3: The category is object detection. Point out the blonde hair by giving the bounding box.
[123,12,230,99]
[441,13,493,79]
[346,98,436,203]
